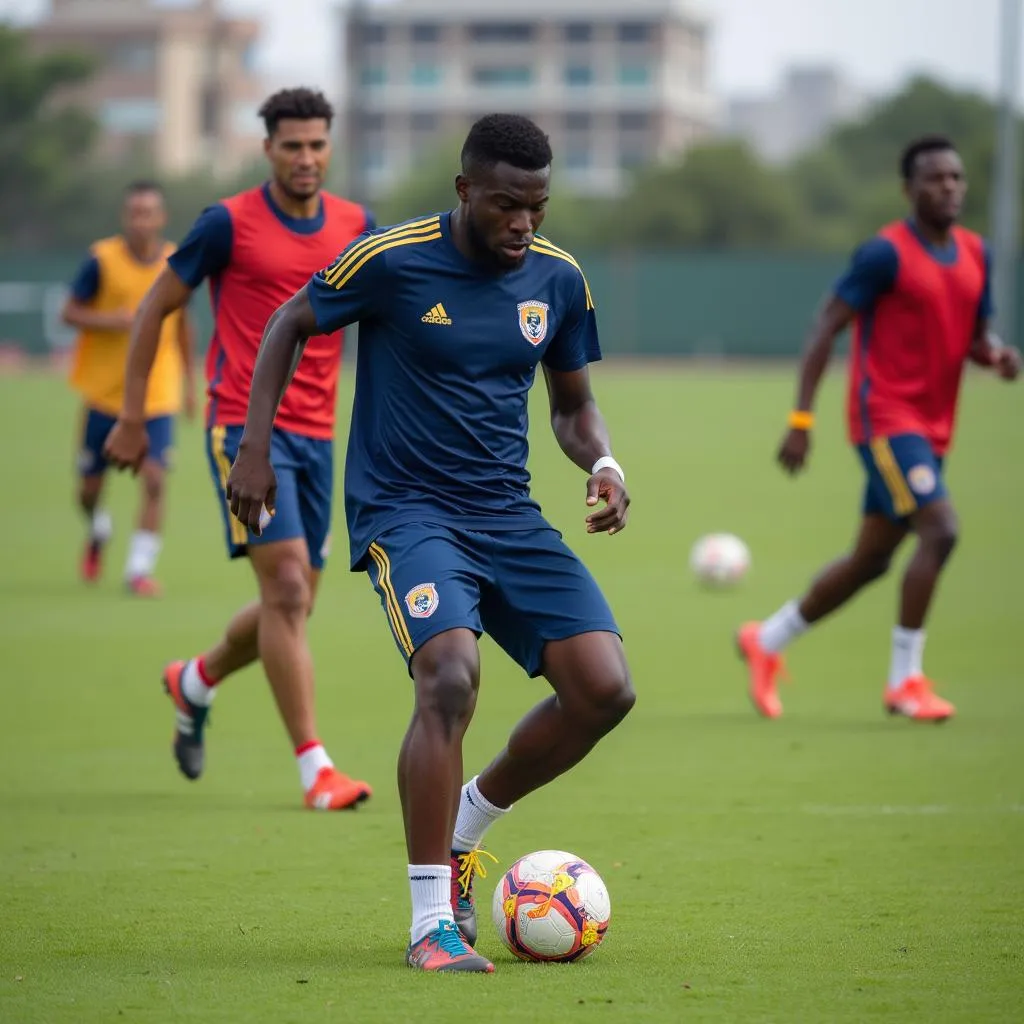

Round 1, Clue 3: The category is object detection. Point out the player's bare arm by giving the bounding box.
[60,296,134,333]
[177,307,198,419]
[226,286,319,535]
[543,364,630,535]
[104,266,193,472]
[968,321,1022,380]
[778,295,856,475]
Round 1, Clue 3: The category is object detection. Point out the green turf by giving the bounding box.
[0,366,1021,1023]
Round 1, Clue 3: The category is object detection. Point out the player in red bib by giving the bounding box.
[105,89,373,807]
[738,135,1021,721]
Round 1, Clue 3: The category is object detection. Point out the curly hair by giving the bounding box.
[900,135,956,181]
[461,113,553,173]
[258,87,334,137]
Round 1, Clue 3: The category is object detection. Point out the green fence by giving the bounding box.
[0,251,1014,358]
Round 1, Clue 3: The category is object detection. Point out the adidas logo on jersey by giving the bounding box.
[421,303,452,325]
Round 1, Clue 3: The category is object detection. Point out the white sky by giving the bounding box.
[0,0,1014,101]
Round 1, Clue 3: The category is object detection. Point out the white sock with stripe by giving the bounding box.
[296,741,333,792]
[888,627,925,690]
[452,776,510,853]
[90,509,113,544]
[409,864,454,945]
[759,599,808,653]
[124,530,161,580]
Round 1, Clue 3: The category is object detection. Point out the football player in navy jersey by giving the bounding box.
[228,114,635,972]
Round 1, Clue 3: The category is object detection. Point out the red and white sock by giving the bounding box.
[296,740,333,791]
[181,656,219,707]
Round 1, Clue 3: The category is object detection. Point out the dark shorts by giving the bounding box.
[79,408,173,476]
[206,425,334,569]
[364,521,621,677]
[857,433,948,523]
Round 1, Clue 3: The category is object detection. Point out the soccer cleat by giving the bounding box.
[450,847,498,947]
[303,767,372,811]
[737,621,788,718]
[81,539,104,583]
[127,576,162,598]
[163,660,209,780]
[885,675,955,722]
[406,920,494,973]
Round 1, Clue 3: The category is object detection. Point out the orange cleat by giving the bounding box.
[81,539,104,583]
[737,621,788,718]
[406,921,494,973]
[885,676,955,722]
[127,576,162,598]
[304,766,372,811]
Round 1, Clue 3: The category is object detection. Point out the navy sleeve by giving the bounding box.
[307,233,386,334]
[362,206,376,231]
[543,270,602,372]
[979,240,994,319]
[167,204,233,288]
[68,255,100,302]
[833,237,898,311]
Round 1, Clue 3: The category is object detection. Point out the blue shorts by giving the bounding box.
[364,521,621,677]
[206,425,334,569]
[857,433,947,523]
[79,408,173,476]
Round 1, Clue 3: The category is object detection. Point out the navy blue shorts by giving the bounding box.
[79,408,173,476]
[857,433,947,523]
[206,425,334,569]
[364,521,621,677]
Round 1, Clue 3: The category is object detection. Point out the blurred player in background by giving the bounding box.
[227,114,635,972]
[63,180,195,597]
[104,88,374,811]
[739,135,1022,722]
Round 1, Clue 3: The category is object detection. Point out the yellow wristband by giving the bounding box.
[788,410,815,431]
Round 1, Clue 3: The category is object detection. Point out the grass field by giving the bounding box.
[0,365,1021,1024]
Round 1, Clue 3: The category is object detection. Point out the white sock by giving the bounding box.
[90,509,113,544]
[408,864,454,945]
[296,742,333,792]
[181,658,218,708]
[124,530,161,580]
[888,627,925,690]
[759,599,808,653]
[452,775,510,853]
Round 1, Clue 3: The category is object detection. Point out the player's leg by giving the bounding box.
[738,439,912,717]
[449,527,632,945]
[124,416,174,596]
[365,524,493,971]
[884,438,957,720]
[76,408,114,582]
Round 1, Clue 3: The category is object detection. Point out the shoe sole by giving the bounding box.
[885,703,953,723]
[305,789,372,811]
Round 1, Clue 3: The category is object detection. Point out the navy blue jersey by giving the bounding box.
[306,212,602,569]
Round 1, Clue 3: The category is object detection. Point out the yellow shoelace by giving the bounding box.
[455,847,498,896]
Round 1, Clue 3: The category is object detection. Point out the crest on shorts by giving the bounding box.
[907,464,937,495]
[405,582,439,618]
[517,300,550,346]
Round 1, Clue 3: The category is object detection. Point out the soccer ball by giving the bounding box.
[491,849,611,963]
[690,532,751,587]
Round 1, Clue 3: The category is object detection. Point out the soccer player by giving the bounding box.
[63,180,195,596]
[226,114,636,972]
[738,135,1021,721]
[103,88,373,810]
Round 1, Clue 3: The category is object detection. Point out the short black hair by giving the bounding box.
[124,179,162,196]
[900,135,956,181]
[461,113,553,174]
[258,87,334,136]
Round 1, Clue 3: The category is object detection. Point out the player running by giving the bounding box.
[227,114,636,972]
[63,180,195,597]
[738,135,1021,722]
[104,88,373,809]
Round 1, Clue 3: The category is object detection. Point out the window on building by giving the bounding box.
[111,41,156,73]
[471,66,532,87]
[618,22,652,43]
[618,111,650,131]
[200,86,218,137]
[564,64,593,87]
[469,23,534,43]
[362,144,386,172]
[411,22,440,43]
[618,63,651,87]
[360,65,386,88]
[101,97,161,134]
[410,112,438,132]
[565,146,591,171]
[360,112,385,132]
[564,23,592,43]
[362,23,387,44]
[565,112,591,132]
[240,42,257,74]
[619,143,649,169]
[410,63,441,87]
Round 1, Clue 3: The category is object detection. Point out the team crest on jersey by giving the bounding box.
[907,464,937,495]
[517,300,550,346]
[405,582,439,618]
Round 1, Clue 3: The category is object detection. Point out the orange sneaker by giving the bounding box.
[737,621,787,718]
[406,921,494,973]
[885,676,955,722]
[304,766,372,811]
[81,539,104,583]
[127,576,162,598]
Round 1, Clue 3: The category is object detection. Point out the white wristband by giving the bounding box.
[591,455,625,484]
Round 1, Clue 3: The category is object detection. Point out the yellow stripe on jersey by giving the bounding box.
[210,425,248,545]
[870,438,917,516]
[368,542,414,657]
[322,217,441,288]
[528,239,594,310]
